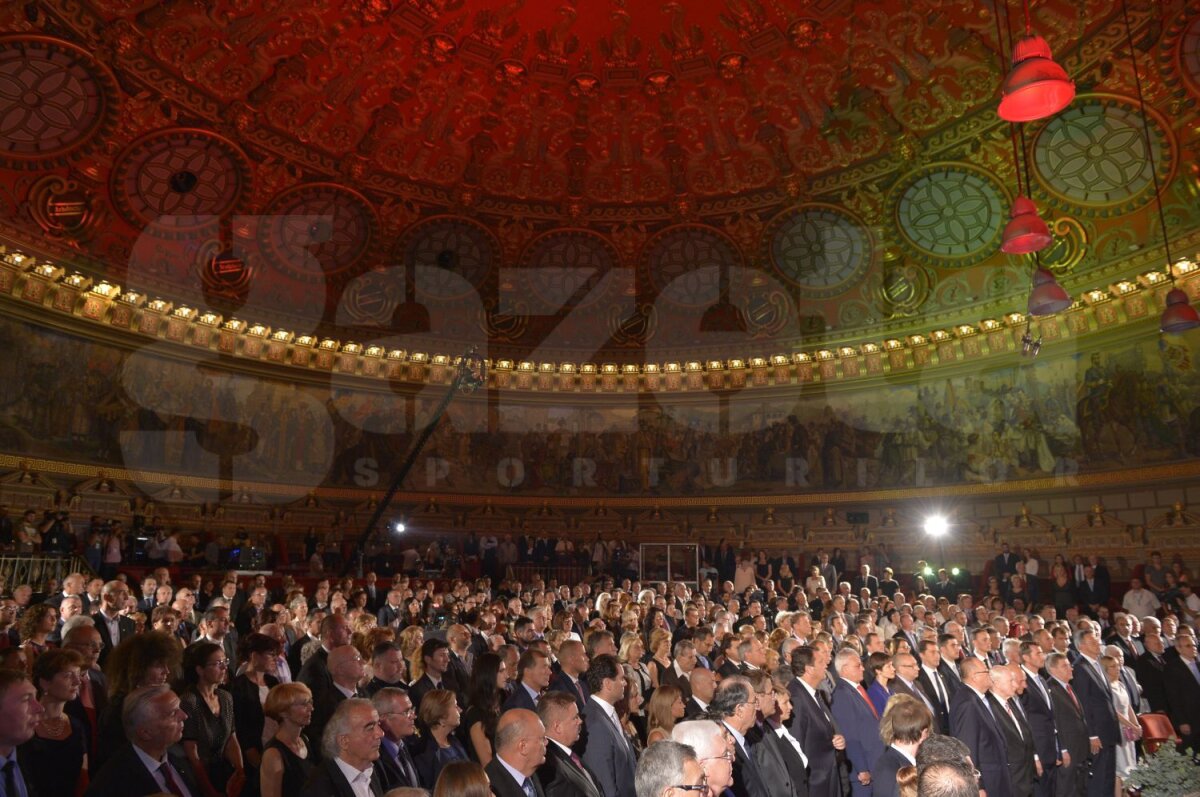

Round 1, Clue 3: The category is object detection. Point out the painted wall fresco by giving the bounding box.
[1,315,1198,499]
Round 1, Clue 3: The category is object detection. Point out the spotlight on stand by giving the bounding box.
[923,515,949,538]
[392,520,406,534]
[1020,319,1042,358]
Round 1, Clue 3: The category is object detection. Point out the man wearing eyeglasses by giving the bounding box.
[373,687,421,791]
[633,740,706,797]
[671,720,734,797]
[63,623,108,773]
[709,676,768,797]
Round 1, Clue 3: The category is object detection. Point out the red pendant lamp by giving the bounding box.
[1027,268,1072,316]
[1000,196,1052,254]
[1117,0,1200,333]
[998,33,1075,122]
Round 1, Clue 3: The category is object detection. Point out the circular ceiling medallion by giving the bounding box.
[394,216,497,301]
[0,35,118,168]
[110,128,250,233]
[764,204,872,298]
[893,164,1007,265]
[644,225,744,308]
[1032,95,1172,214]
[519,230,624,312]
[258,183,378,284]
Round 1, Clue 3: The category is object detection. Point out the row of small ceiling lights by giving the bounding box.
[996,0,1199,333]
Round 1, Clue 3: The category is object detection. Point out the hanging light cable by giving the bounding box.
[1120,0,1199,333]
[998,0,1075,122]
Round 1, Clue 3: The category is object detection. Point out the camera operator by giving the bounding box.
[41,510,75,555]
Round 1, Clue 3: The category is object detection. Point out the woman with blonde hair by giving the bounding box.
[398,624,425,681]
[618,632,651,738]
[259,682,315,797]
[416,688,469,787]
[646,628,673,689]
[644,683,684,745]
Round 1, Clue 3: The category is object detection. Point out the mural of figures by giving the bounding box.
[0,315,1196,495]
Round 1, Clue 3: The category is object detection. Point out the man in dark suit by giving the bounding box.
[506,648,553,712]
[1046,652,1090,797]
[372,687,422,792]
[950,657,1013,797]
[787,646,844,797]
[376,590,405,629]
[363,572,382,613]
[989,666,1037,797]
[851,565,879,598]
[488,708,548,797]
[936,634,965,693]
[660,640,697,702]
[1071,628,1119,797]
[1076,566,1109,616]
[580,655,637,797]
[298,614,352,696]
[1163,635,1200,753]
[1105,613,1143,664]
[993,543,1019,585]
[828,648,884,797]
[717,636,744,678]
[308,645,367,761]
[871,694,930,797]
[914,641,953,734]
[1135,630,1170,713]
[711,676,770,797]
[683,667,715,718]
[410,638,455,712]
[1018,642,1062,797]
[63,624,108,772]
[538,692,603,797]
[299,698,385,797]
[548,640,591,713]
[92,580,135,665]
[84,685,204,797]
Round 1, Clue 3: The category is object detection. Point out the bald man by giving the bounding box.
[309,645,366,761]
[488,709,549,797]
[950,657,1013,797]
[988,665,1037,797]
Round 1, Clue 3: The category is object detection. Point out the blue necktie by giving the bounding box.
[522,777,536,797]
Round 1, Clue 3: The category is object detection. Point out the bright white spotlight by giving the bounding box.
[393,521,406,534]
[924,515,949,537]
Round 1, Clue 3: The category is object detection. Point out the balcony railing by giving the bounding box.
[0,553,95,588]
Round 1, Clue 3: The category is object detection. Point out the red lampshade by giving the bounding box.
[1160,287,1200,333]
[998,34,1075,122]
[1027,268,1072,316]
[1000,196,1053,254]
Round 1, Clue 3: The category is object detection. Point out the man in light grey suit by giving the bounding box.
[580,654,637,797]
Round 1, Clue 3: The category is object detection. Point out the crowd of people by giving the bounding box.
[0,540,1196,797]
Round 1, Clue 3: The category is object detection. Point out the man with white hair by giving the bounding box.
[671,720,734,797]
[634,740,703,797]
[828,647,883,796]
[299,698,385,797]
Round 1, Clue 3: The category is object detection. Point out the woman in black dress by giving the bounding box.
[228,633,282,792]
[23,648,88,797]
[458,652,504,766]
[259,682,315,797]
[179,641,245,797]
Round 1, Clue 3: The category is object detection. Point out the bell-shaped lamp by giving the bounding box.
[392,298,431,334]
[1160,287,1200,333]
[1000,196,1053,254]
[1027,268,1072,316]
[699,299,748,333]
[998,34,1075,122]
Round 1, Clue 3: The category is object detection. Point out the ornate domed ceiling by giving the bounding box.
[1,0,1198,363]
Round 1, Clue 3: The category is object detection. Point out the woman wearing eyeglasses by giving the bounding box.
[259,682,315,797]
[179,641,246,797]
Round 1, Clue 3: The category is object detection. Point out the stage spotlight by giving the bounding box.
[393,521,406,534]
[951,567,961,577]
[923,515,949,537]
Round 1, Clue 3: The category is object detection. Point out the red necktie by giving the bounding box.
[159,762,184,797]
[857,684,879,718]
[1065,683,1082,713]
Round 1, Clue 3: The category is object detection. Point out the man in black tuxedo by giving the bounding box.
[538,692,603,797]
[487,708,548,797]
[1070,628,1119,797]
[1045,652,1090,797]
[299,698,385,797]
[684,667,715,718]
[308,645,368,761]
[1018,641,1062,797]
[92,581,135,665]
[84,685,204,797]
[950,658,1013,797]
[915,641,953,734]
[372,687,422,792]
[786,646,845,797]
[1163,634,1200,753]
[1134,630,1169,713]
[580,655,637,797]
[988,666,1037,797]
[871,695,930,797]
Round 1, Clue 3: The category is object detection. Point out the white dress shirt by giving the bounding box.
[133,745,193,797]
[333,756,375,797]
